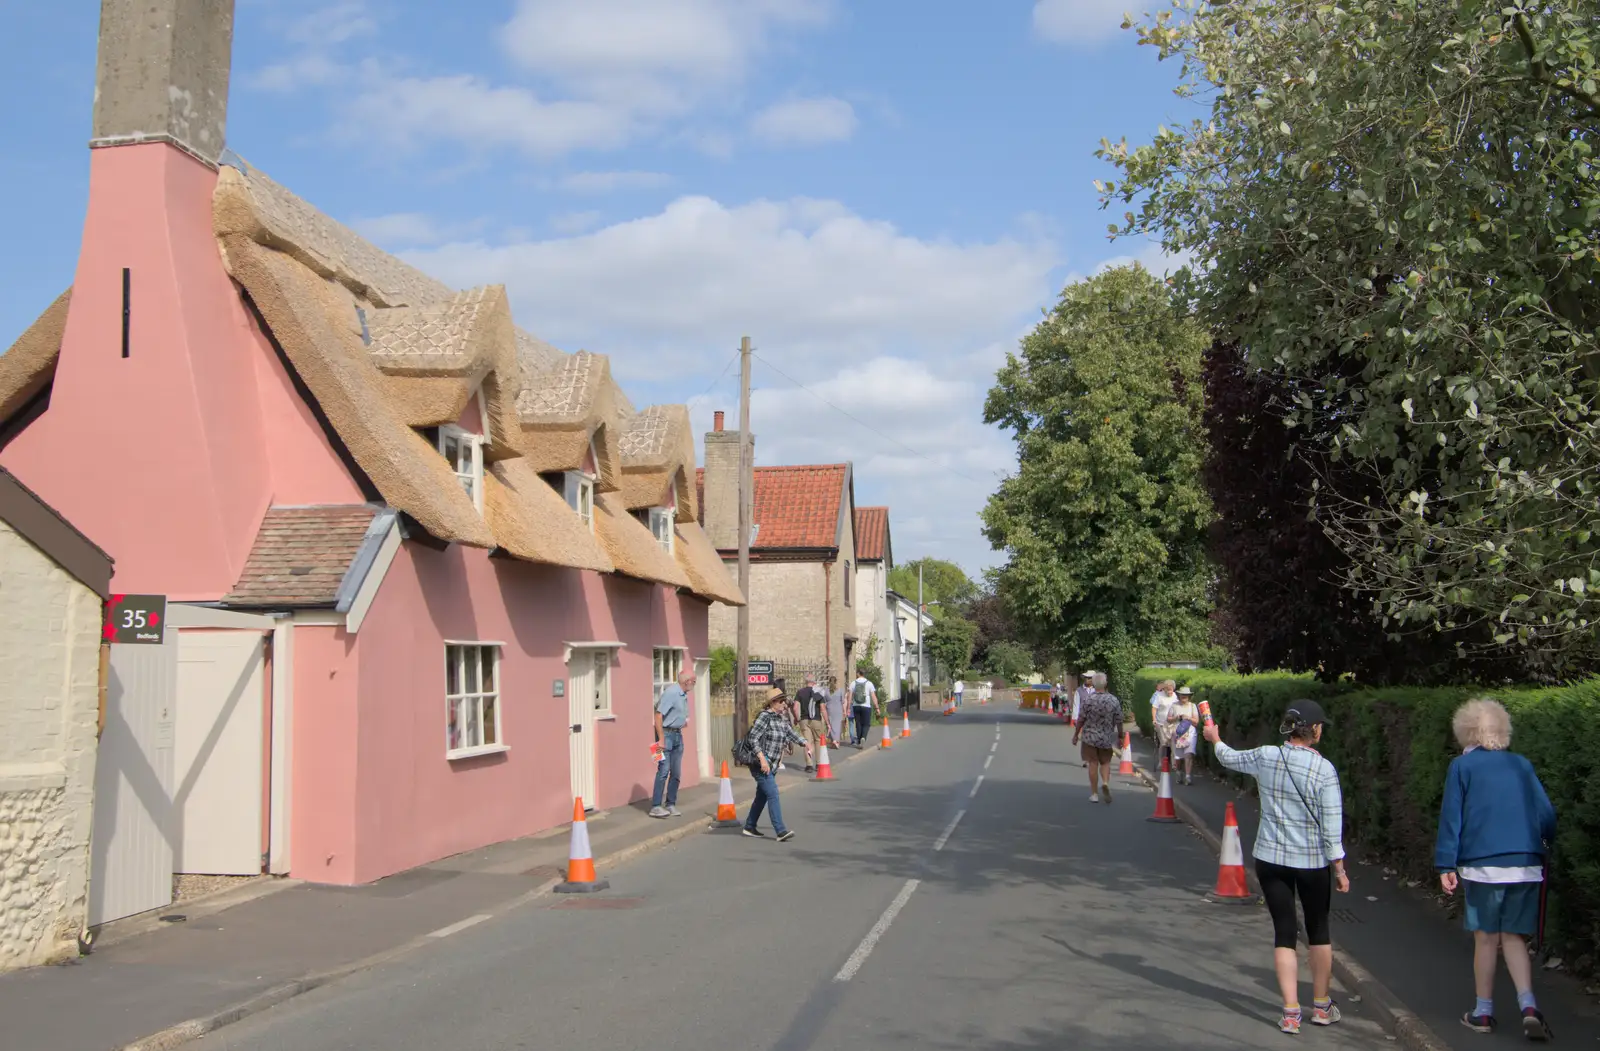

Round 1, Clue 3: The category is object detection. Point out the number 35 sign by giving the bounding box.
[103,594,167,645]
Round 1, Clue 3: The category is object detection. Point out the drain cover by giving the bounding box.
[1331,908,1361,924]
[550,897,644,910]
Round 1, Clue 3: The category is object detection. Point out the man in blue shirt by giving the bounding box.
[649,668,696,818]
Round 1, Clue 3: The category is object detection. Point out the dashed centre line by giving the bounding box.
[983,754,993,770]
[833,879,921,982]
[933,809,966,851]
[970,774,985,798]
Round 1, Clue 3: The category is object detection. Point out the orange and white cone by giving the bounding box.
[944,695,956,716]
[880,714,894,748]
[1206,802,1254,903]
[813,742,834,781]
[1118,732,1135,775]
[900,711,912,738]
[711,760,741,827]
[1146,755,1180,823]
[554,797,611,893]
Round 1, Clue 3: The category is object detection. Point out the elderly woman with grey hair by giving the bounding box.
[1434,698,1557,1041]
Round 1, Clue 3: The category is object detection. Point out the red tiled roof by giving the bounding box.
[855,506,889,562]
[694,464,850,550]
[226,506,379,607]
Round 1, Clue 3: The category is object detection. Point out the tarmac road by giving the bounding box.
[194,708,1391,1051]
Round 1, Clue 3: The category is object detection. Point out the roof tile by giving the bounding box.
[226,506,378,607]
[694,464,849,550]
[854,506,889,562]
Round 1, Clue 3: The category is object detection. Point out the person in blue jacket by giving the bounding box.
[1434,698,1557,1042]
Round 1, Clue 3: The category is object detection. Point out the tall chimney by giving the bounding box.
[91,0,235,166]
[713,410,725,432]
[702,416,749,550]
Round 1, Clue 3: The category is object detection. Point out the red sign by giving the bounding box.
[104,594,166,645]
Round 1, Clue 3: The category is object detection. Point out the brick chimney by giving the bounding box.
[91,0,235,165]
[713,410,724,432]
[702,410,750,550]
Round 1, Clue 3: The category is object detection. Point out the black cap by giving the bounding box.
[1282,699,1329,729]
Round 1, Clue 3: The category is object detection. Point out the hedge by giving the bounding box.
[1133,668,1600,968]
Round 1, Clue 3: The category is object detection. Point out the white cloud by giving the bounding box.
[344,74,634,157]
[557,170,673,194]
[550,210,604,235]
[285,2,375,46]
[1032,0,1135,45]
[246,2,373,92]
[501,0,830,113]
[751,96,857,147]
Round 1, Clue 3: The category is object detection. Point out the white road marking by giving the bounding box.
[427,914,491,939]
[989,742,998,754]
[983,754,993,770]
[933,810,966,851]
[970,774,985,798]
[834,879,921,982]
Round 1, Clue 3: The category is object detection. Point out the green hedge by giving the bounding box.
[1133,669,1600,966]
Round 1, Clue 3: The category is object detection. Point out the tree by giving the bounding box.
[984,639,1035,682]
[1103,0,1600,675]
[887,558,976,621]
[982,265,1215,676]
[925,616,977,680]
[855,633,885,691]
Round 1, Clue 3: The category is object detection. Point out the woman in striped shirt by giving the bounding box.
[1205,699,1350,1035]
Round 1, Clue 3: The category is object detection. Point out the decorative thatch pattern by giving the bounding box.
[594,492,691,588]
[619,405,697,519]
[367,286,507,378]
[675,519,745,606]
[0,289,71,425]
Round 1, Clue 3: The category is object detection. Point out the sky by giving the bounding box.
[0,0,1194,578]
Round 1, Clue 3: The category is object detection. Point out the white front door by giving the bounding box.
[566,651,601,810]
[693,657,711,780]
[90,640,177,926]
[174,631,266,874]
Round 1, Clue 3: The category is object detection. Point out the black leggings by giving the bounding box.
[1256,860,1333,949]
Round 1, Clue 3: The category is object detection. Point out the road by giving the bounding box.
[194,708,1389,1050]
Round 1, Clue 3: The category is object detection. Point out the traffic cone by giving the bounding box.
[813,742,834,781]
[1147,755,1180,823]
[1118,732,1135,775]
[900,711,912,738]
[944,695,956,716]
[880,714,894,748]
[1206,802,1254,903]
[554,797,611,893]
[711,761,741,828]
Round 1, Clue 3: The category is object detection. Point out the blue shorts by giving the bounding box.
[1463,880,1540,935]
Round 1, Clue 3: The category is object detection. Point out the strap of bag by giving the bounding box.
[1279,745,1327,849]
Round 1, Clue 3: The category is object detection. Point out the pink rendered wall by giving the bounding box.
[289,624,361,885]
[456,391,484,436]
[298,538,710,884]
[1,144,274,598]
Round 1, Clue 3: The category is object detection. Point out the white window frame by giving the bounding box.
[590,647,613,717]
[648,506,675,555]
[445,642,505,759]
[437,424,485,512]
[653,647,686,707]
[563,471,595,531]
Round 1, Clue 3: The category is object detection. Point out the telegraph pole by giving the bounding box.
[917,561,925,695]
[734,336,754,737]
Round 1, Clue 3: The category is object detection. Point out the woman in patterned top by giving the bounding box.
[1205,699,1349,1035]
[742,688,811,842]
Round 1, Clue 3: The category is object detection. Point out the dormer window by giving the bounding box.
[436,425,484,511]
[648,506,675,554]
[564,472,595,530]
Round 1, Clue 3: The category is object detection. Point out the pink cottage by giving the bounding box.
[0,0,740,897]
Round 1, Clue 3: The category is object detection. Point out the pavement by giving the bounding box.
[9,702,1566,1050]
[184,704,1390,1049]
[1123,730,1600,1048]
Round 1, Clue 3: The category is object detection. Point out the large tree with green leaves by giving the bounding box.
[982,265,1215,686]
[887,558,976,621]
[1103,0,1600,675]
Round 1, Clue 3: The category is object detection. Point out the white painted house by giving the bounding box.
[853,507,899,700]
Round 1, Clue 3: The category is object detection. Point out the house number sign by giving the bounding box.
[104,594,167,645]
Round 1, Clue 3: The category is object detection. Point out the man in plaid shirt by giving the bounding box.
[743,688,811,841]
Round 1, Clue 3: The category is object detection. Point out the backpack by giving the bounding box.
[851,679,870,706]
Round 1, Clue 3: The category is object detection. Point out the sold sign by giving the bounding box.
[104,594,167,645]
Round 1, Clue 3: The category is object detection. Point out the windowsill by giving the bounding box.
[447,744,510,761]
[595,712,617,721]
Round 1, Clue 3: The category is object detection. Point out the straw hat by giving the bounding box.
[765,686,787,704]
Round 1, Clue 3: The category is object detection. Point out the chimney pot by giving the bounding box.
[713,411,725,432]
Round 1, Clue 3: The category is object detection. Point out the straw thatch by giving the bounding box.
[594,492,691,588]
[674,519,745,606]
[618,404,698,519]
[485,459,613,571]
[0,289,71,424]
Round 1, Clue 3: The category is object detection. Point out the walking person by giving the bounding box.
[1073,672,1095,765]
[741,687,812,841]
[1072,672,1122,804]
[824,675,845,749]
[648,668,695,818]
[1167,685,1200,785]
[849,668,877,748]
[793,674,828,773]
[1204,700,1350,1035]
[953,678,965,709]
[1435,698,1557,1041]
[1152,680,1178,772]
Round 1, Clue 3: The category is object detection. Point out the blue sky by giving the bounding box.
[0,1,1193,576]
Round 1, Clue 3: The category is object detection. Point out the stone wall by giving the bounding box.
[710,560,827,661]
[0,521,102,970]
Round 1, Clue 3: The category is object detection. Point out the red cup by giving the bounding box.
[1198,699,1213,725]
